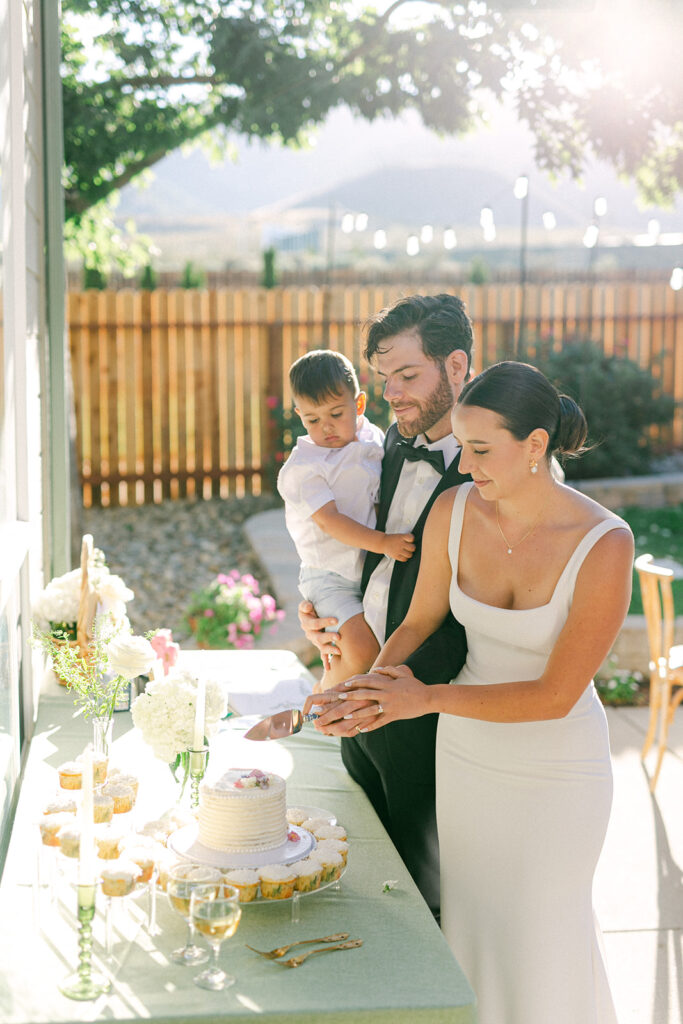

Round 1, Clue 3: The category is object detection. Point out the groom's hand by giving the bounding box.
[303,687,375,737]
[298,600,341,668]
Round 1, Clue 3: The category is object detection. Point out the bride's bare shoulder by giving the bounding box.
[559,483,631,533]
[430,484,464,518]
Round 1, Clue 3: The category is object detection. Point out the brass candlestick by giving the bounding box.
[59,884,110,1000]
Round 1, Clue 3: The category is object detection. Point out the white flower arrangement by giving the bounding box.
[32,556,134,637]
[31,614,155,721]
[131,668,227,764]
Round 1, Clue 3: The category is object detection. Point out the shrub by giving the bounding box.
[530,338,676,479]
[180,261,206,289]
[185,571,285,649]
[140,264,159,290]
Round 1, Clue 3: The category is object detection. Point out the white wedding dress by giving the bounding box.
[437,482,620,1024]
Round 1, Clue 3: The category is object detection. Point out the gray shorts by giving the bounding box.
[298,567,364,631]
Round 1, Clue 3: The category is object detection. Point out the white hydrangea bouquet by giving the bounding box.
[131,669,227,789]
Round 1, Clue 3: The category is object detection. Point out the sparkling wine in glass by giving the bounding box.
[190,883,242,990]
[166,863,222,965]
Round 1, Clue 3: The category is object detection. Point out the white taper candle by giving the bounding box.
[78,748,96,885]
[193,676,206,750]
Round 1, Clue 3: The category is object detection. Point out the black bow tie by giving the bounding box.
[396,439,445,476]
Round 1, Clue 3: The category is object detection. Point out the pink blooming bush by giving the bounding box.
[185,571,285,650]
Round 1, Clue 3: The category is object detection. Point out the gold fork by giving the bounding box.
[278,938,363,968]
[245,932,349,960]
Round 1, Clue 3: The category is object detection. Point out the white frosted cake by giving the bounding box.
[198,769,288,854]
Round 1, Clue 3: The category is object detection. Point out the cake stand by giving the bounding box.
[167,823,316,871]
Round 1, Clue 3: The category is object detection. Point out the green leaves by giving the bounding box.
[61,0,683,222]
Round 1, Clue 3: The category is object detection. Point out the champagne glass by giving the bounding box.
[190,883,242,990]
[166,863,222,965]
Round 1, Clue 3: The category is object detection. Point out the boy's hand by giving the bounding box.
[382,532,415,562]
[297,600,340,667]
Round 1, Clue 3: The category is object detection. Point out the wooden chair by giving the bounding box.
[635,554,683,792]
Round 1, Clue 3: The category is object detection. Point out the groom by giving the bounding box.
[299,293,473,916]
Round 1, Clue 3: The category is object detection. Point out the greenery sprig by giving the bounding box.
[32,615,129,721]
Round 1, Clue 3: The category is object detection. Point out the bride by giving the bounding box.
[306,360,632,1024]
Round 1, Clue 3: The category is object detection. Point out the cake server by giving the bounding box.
[243,708,318,741]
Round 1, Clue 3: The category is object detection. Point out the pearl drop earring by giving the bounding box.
[530,460,538,474]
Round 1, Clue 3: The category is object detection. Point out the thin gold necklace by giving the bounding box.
[495,502,542,555]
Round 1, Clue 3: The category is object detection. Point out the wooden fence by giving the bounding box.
[67,282,683,508]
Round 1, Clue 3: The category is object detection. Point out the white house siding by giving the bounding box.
[0,0,50,866]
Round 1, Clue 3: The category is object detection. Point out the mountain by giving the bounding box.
[114,105,683,268]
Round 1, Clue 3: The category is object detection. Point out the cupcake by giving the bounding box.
[286,807,309,827]
[315,849,344,884]
[291,856,323,893]
[100,860,142,897]
[122,845,156,883]
[136,819,174,845]
[314,838,349,867]
[91,755,108,786]
[77,750,108,786]
[222,868,260,903]
[257,864,297,900]
[57,761,82,790]
[43,798,77,816]
[58,825,81,859]
[107,772,138,798]
[155,851,181,892]
[301,817,332,835]
[101,782,135,814]
[93,792,115,824]
[39,812,73,847]
[312,823,347,842]
[95,827,124,860]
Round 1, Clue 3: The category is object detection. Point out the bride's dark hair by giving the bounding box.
[457,361,588,459]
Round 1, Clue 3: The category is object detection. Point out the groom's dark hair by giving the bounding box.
[363,293,474,371]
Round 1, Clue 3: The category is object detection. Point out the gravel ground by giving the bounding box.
[81,494,282,643]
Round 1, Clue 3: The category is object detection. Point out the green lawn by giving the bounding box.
[617,504,683,615]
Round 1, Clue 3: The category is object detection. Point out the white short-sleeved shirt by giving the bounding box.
[277,416,385,584]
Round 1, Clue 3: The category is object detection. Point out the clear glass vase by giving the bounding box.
[92,715,113,760]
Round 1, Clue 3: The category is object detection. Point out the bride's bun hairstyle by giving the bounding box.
[458,360,588,461]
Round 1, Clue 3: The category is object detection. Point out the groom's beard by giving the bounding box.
[394,363,454,439]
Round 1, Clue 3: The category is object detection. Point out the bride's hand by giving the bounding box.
[335,664,430,732]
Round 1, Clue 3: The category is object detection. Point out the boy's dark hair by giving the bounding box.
[289,349,359,404]
[363,293,474,370]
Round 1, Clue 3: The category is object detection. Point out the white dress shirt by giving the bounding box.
[363,433,460,645]
[277,416,384,584]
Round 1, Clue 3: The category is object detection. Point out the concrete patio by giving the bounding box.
[246,508,683,1024]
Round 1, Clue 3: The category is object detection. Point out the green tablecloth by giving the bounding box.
[0,650,476,1023]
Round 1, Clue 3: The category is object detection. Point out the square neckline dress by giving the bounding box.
[437,481,623,1024]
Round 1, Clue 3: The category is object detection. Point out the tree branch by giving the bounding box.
[65,147,178,216]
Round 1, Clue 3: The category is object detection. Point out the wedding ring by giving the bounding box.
[355,724,362,734]
[376,704,384,715]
